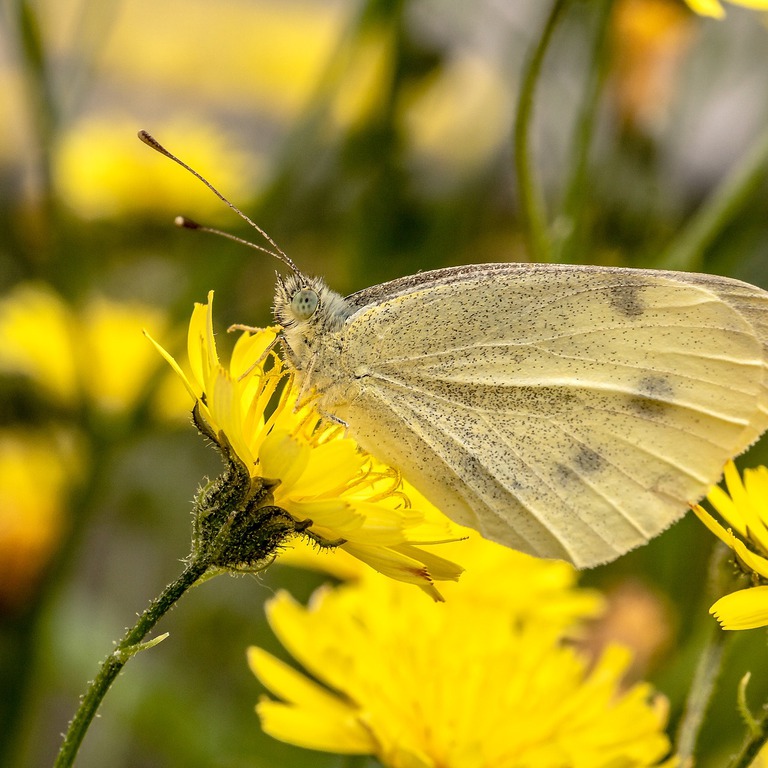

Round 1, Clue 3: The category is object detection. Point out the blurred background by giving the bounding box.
[1,0,768,765]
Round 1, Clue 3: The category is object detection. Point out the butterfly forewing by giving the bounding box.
[318,264,768,567]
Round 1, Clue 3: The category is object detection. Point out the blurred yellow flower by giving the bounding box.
[400,54,511,186]
[611,0,694,132]
[0,429,82,609]
[693,461,768,629]
[685,0,768,17]
[249,566,673,768]
[148,292,464,598]
[88,0,347,119]
[0,283,169,415]
[78,297,169,414]
[0,284,79,404]
[54,116,256,221]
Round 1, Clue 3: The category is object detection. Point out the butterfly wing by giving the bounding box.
[332,264,768,567]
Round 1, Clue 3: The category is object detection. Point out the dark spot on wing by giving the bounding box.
[554,447,604,488]
[609,284,645,318]
[573,445,605,473]
[554,462,577,485]
[630,375,675,416]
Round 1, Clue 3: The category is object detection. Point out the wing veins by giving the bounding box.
[393,391,617,561]
[365,369,751,427]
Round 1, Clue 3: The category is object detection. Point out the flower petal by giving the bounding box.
[710,586,768,630]
[684,0,725,16]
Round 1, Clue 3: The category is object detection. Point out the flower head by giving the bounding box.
[248,556,673,768]
[0,283,169,415]
[0,429,83,610]
[148,292,463,598]
[693,461,768,629]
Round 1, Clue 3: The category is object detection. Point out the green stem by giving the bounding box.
[675,543,733,763]
[10,0,59,269]
[53,558,210,768]
[675,618,729,763]
[660,123,768,272]
[728,709,768,768]
[513,0,570,263]
[554,0,613,265]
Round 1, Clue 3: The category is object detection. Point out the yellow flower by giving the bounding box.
[0,283,169,415]
[0,429,83,610]
[54,116,256,221]
[148,292,464,598]
[610,0,694,132]
[78,297,170,415]
[684,0,768,17]
[248,567,673,768]
[0,284,80,405]
[692,461,768,629]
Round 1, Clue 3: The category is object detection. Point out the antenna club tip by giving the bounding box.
[175,215,201,230]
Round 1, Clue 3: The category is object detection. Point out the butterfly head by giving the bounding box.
[274,272,353,372]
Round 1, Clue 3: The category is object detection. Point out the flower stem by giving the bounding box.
[553,0,613,265]
[660,123,768,272]
[514,0,570,263]
[675,543,733,763]
[53,558,211,768]
[728,709,768,768]
[674,616,729,763]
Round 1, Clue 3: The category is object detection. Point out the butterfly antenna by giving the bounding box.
[137,129,300,274]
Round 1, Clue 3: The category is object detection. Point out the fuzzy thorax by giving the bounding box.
[273,272,354,375]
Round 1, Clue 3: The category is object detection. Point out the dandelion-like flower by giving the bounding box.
[248,552,674,768]
[147,292,463,597]
[0,283,169,414]
[692,461,768,629]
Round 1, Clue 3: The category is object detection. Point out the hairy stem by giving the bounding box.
[53,558,210,768]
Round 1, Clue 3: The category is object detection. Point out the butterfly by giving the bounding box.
[274,261,768,568]
[138,129,768,568]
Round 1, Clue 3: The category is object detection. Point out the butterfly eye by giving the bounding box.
[291,288,319,320]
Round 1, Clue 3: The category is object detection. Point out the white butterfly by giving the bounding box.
[136,130,768,568]
[275,262,768,568]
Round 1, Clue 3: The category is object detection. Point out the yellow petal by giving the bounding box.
[706,485,747,537]
[260,428,310,489]
[187,300,211,389]
[691,504,733,545]
[341,541,443,600]
[730,538,768,580]
[684,0,726,16]
[290,502,364,537]
[393,543,464,582]
[710,586,768,630]
[143,330,199,402]
[292,439,362,496]
[745,465,768,528]
[247,646,348,711]
[255,699,375,754]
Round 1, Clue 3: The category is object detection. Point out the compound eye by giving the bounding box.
[291,288,319,320]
